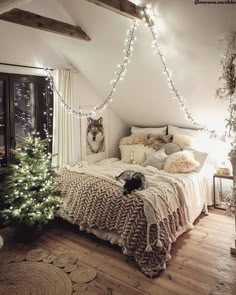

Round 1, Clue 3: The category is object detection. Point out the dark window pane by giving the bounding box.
[0,81,6,161]
[14,81,36,139]
[0,73,53,170]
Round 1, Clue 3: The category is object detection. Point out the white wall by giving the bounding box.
[0,66,128,158]
[0,0,233,137]
[74,72,129,158]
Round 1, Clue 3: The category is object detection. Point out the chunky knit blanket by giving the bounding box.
[58,161,192,278]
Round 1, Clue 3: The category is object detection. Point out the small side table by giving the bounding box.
[213,174,233,210]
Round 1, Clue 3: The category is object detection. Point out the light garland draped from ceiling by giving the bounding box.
[45,20,138,118]
[143,8,210,132]
[44,6,211,132]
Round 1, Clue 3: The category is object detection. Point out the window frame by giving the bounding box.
[0,72,53,169]
[0,73,10,168]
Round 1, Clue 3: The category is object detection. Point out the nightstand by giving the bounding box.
[213,174,233,210]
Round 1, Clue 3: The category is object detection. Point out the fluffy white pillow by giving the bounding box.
[120,144,152,165]
[163,151,200,173]
[143,149,168,170]
[173,133,193,149]
[119,133,146,145]
[131,126,167,135]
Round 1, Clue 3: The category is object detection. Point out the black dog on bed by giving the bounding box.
[116,170,146,195]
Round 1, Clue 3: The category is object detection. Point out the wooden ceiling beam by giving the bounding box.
[85,0,143,20]
[0,8,91,41]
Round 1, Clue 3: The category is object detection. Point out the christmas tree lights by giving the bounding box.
[0,133,60,227]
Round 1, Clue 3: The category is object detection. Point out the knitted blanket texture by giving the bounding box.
[58,162,191,277]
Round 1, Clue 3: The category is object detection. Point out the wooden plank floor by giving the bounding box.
[0,208,236,295]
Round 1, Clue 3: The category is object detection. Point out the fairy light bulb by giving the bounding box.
[44,20,137,119]
[143,7,211,133]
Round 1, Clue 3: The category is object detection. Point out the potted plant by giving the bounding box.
[216,32,236,253]
[0,133,60,243]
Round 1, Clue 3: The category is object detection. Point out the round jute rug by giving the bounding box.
[0,248,98,295]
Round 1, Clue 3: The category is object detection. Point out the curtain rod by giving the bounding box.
[0,62,53,71]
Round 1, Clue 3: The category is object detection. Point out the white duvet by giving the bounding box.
[67,158,211,245]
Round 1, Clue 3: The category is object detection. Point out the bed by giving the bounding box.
[58,157,212,278]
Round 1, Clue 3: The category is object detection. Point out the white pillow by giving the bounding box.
[131,126,167,135]
[120,144,152,165]
[163,151,200,173]
[173,133,193,149]
[190,137,229,168]
[120,145,135,164]
[168,125,211,153]
[168,125,203,137]
[143,149,168,170]
[193,151,208,172]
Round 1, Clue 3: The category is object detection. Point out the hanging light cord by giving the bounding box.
[45,20,138,118]
[45,7,213,133]
[143,8,212,133]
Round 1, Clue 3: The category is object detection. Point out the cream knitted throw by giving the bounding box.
[58,162,192,278]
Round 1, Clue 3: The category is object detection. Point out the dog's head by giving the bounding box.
[123,178,142,195]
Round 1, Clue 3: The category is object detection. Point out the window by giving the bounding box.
[0,74,9,168]
[0,73,53,169]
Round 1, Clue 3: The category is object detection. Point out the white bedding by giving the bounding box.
[76,158,212,245]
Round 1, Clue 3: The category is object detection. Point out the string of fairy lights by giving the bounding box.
[142,7,210,132]
[45,20,138,118]
[44,6,211,132]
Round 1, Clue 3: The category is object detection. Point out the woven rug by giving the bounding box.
[0,248,98,295]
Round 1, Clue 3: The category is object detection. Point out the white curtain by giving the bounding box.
[52,69,80,168]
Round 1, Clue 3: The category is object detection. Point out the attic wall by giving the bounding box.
[0,65,128,158]
[0,0,233,137]
[73,73,129,158]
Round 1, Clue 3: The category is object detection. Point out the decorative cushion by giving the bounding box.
[144,134,173,151]
[163,151,200,173]
[120,144,152,165]
[131,126,167,135]
[143,149,168,170]
[184,148,208,172]
[119,133,146,146]
[120,145,135,164]
[193,151,208,172]
[162,142,182,155]
[173,133,193,150]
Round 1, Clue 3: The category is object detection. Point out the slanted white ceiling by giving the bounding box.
[0,0,234,132]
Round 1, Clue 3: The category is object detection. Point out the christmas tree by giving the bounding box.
[0,133,60,227]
